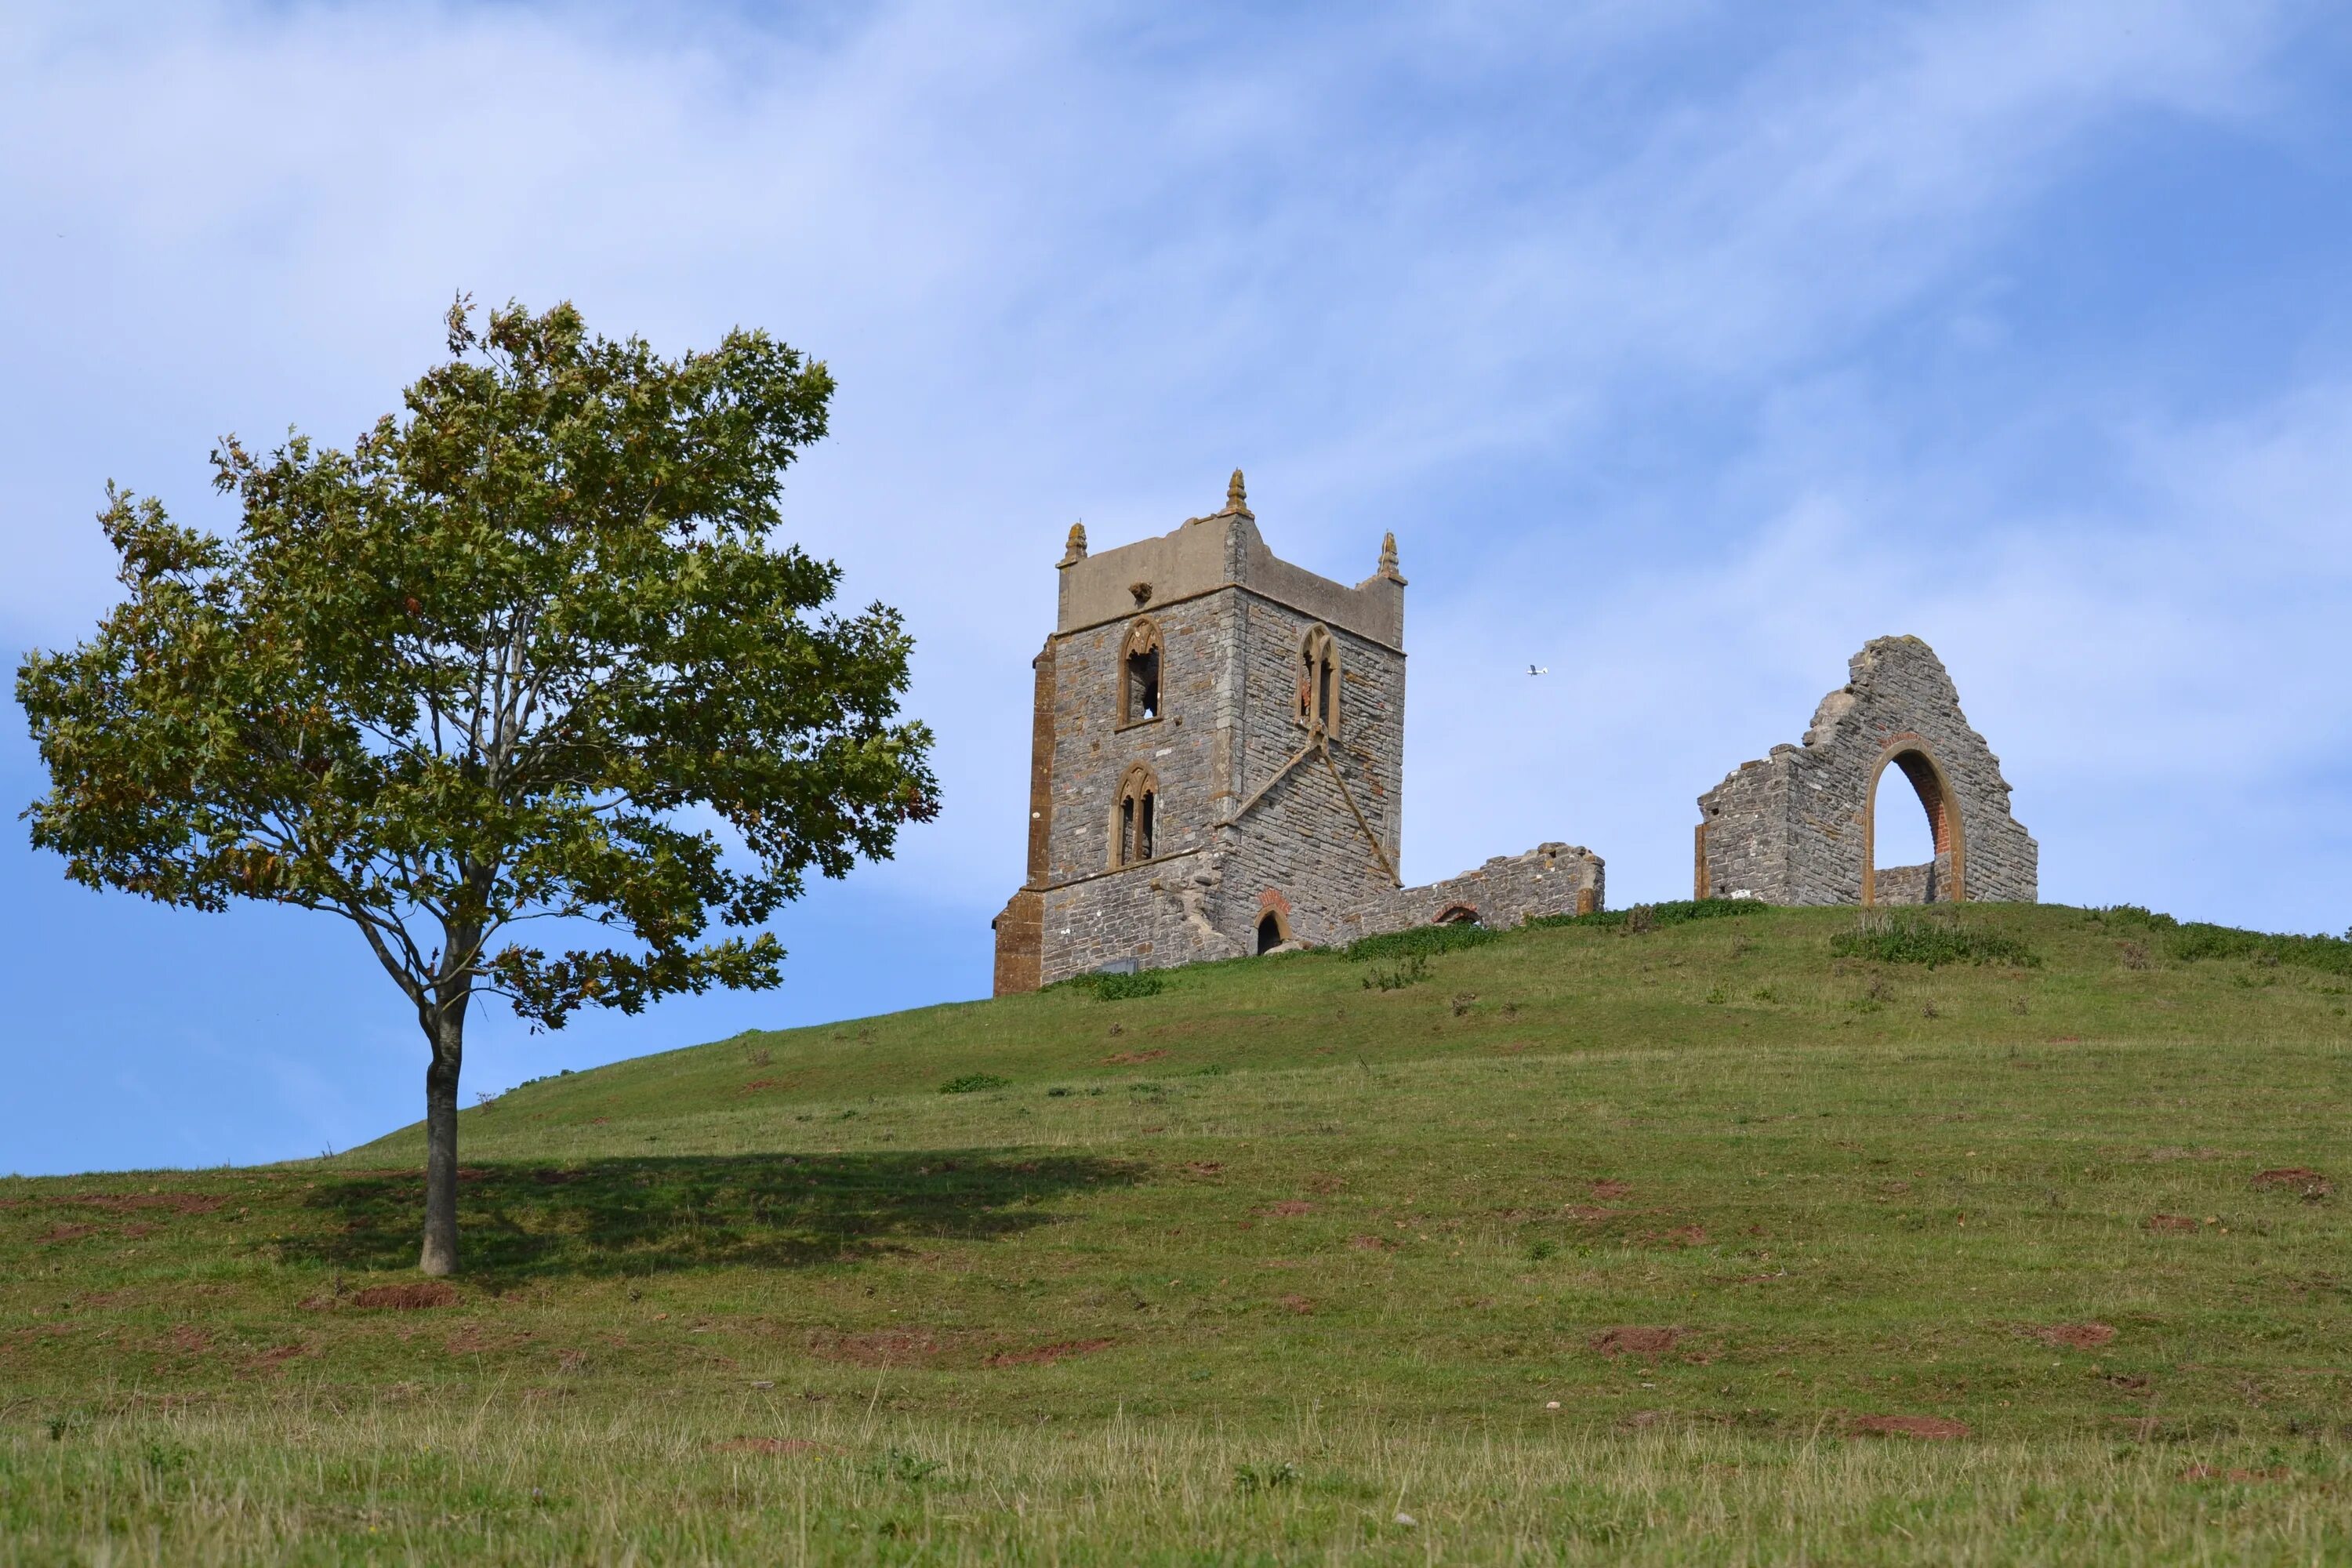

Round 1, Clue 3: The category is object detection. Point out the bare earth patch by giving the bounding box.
[353,1283,460,1311]
[1591,1326,1680,1359]
[1260,1200,1316,1218]
[712,1438,830,1455]
[1849,1414,1969,1440]
[2252,1167,2332,1199]
[808,1330,945,1367]
[1102,1049,1170,1065]
[2182,1465,2288,1483]
[2145,1214,2199,1233]
[1589,1179,1633,1200]
[72,1192,225,1215]
[2036,1323,2117,1349]
[1277,1294,1316,1316]
[1348,1235,1396,1251]
[983,1338,1116,1367]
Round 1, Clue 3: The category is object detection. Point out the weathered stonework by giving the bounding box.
[1693,636,2037,906]
[992,474,1605,991]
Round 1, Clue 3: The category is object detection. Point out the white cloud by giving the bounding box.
[0,0,2336,946]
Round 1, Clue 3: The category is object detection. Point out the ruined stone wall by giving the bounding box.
[1035,848,1240,981]
[1331,844,1602,943]
[1694,636,2036,906]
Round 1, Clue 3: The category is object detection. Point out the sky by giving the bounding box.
[5,0,2351,1176]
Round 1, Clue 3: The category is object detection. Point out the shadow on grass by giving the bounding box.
[289,1151,1141,1279]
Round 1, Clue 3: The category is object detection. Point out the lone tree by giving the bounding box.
[18,299,937,1275]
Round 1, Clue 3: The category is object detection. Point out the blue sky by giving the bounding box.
[5,1,2351,1176]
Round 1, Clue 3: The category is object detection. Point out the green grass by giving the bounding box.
[5,902,2352,1562]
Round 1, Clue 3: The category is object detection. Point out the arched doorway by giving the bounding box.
[1862,739,1966,906]
[1255,913,1286,954]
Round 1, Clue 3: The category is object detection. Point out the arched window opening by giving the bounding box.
[1121,619,1163,725]
[1297,624,1339,736]
[1256,913,1285,954]
[1433,903,1482,927]
[1112,765,1160,868]
[1867,746,1962,905]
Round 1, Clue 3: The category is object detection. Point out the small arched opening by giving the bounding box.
[1120,618,1163,725]
[1256,913,1286,954]
[1433,902,1482,926]
[1864,741,1965,906]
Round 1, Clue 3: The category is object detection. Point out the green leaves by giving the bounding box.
[20,296,935,1035]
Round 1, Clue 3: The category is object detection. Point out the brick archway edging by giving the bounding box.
[1861,734,1966,906]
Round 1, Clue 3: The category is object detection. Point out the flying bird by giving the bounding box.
[1527,664,1548,676]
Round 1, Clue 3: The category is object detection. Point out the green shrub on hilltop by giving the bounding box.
[1345,923,1499,962]
[2167,921,2352,975]
[1049,968,1169,1001]
[1527,897,1766,934]
[1830,913,2039,969]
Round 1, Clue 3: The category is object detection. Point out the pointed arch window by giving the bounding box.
[1120,617,1163,727]
[1112,764,1160,867]
[1297,623,1339,737]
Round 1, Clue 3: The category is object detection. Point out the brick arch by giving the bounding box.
[1254,891,1293,954]
[1861,735,1966,906]
[1432,902,1482,925]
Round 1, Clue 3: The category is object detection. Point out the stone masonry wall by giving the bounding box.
[1036,592,1237,887]
[1216,600,1405,949]
[1331,843,1603,943]
[1694,636,2036,906]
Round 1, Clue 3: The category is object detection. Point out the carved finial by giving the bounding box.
[1376,530,1406,585]
[1058,521,1087,567]
[1224,468,1249,515]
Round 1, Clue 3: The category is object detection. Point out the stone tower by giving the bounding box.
[993,473,1602,993]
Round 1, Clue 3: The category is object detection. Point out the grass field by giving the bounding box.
[5,902,2350,1563]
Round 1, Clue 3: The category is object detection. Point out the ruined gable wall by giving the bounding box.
[1696,637,2037,905]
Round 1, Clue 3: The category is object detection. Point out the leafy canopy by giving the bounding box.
[18,298,936,1029]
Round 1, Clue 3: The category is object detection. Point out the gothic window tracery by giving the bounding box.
[1297,624,1339,737]
[1112,764,1159,867]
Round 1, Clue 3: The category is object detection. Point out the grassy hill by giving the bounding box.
[4,901,2350,1563]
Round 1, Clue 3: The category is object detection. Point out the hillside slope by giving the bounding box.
[5,902,2350,1563]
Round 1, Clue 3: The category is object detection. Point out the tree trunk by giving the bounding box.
[419,1007,464,1276]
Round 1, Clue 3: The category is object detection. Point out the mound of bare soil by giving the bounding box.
[1591,1326,1680,1359]
[2252,1167,2332,1199]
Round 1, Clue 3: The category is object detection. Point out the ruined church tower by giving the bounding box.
[993,471,1602,993]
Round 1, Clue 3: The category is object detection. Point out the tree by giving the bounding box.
[18,298,938,1275]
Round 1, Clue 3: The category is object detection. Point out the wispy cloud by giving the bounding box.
[5,0,2350,1168]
